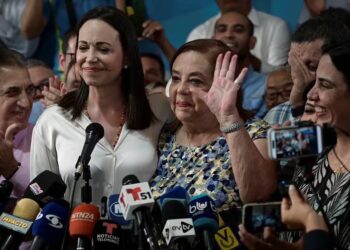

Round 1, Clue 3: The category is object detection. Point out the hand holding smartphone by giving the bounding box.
[267,124,323,160]
[243,202,287,235]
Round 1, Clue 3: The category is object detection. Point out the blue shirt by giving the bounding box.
[242,66,267,118]
[29,101,45,124]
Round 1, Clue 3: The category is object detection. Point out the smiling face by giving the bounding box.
[0,66,34,132]
[170,51,214,123]
[307,54,350,127]
[76,19,124,87]
[213,11,254,59]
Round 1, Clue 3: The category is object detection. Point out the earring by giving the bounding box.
[124,64,128,69]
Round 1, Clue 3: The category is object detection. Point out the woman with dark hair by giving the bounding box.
[30,7,173,205]
[239,42,350,250]
[150,39,277,212]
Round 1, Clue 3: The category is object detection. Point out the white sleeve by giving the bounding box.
[266,20,291,66]
[186,26,204,42]
[148,92,175,124]
[30,121,59,180]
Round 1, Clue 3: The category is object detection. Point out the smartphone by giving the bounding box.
[243,202,286,234]
[268,125,323,160]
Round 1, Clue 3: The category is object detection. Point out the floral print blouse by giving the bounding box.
[150,118,269,212]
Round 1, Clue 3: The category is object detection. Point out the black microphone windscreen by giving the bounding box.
[24,170,66,207]
[0,180,13,202]
[86,123,104,141]
[161,200,188,222]
[92,220,121,249]
[122,175,139,185]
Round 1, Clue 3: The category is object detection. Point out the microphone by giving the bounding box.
[75,123,104,179]
[30,200,70,250]
[107,194,132,227]
[118,175,159,250]
[118,175,154,221]
[188,194,219,250]
[24,170,67,207]
[161,200,195,250]
[159,186,188,206]
[0,180,13,214]
[0,198,40,250]
[92,220,122,249]
[0,180,13,203]
[69,203,100,250]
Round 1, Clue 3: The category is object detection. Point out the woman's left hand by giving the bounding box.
[196,51,248,126]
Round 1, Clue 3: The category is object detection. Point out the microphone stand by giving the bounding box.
[81,163,92,204]
[60,158,93,250]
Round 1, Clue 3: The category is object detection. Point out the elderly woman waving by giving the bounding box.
[151,39,277,212]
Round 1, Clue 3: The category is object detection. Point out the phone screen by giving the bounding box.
[268,125,323,160]
[243,202,286,234]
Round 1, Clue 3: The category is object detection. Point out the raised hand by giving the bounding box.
[288,45,315,108]
[196,51,248,127]
[0,123,25,178]
[281,185,328,232]
[42,75,63,107]
[142,20,166,44]
[141,20,176,61]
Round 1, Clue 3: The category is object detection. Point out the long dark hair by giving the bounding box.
[59,7,153,129]
[170,39,251,121]
[323,41,350,90]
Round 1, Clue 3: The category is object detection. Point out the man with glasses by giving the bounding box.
[265,66,293,110]
[26,59,55,124]
[59,29,77,76]
[0,47,35,198]
[26,59,55,102]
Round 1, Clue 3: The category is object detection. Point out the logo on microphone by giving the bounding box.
[109,202,123,217]
[189,201,207,214]
[71,212,95,222]
[35,212,43,220]
[181,221,194,233]
[102,222,118,234]
[29,182,43,195]
[215,226,239,249]
[46,214,63,229]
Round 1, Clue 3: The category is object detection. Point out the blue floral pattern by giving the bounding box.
[150,118,269,212]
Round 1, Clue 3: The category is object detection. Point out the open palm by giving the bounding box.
[197,51,248,124]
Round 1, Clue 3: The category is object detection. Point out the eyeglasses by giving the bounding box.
[33,79,49,93]
[0,85,36,98]
[265,89,292,100]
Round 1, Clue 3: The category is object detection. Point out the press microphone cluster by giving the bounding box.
[0,170,67,250]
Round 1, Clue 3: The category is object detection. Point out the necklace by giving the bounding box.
[332,147,350,173]
[85,106,126,148]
